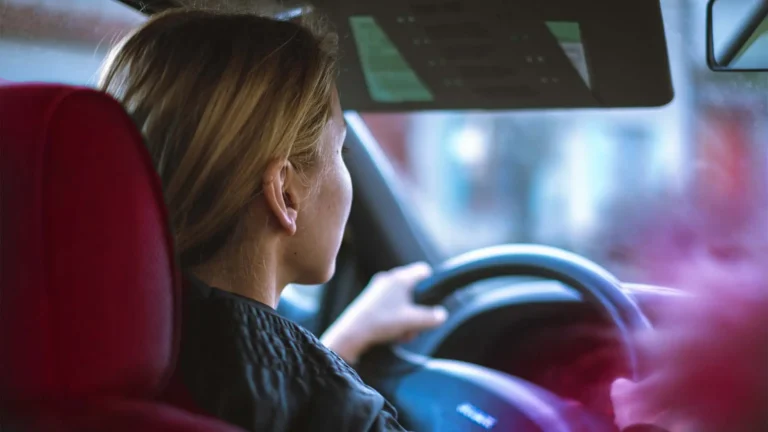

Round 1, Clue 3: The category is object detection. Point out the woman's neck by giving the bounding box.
[191,252,284,308]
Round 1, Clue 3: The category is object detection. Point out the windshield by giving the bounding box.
[1,0,764,291]
[359,0,768,286]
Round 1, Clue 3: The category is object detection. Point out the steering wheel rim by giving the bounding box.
[358,244,653,431]
[413,244,652,381]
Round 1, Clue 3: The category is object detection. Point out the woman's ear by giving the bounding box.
[263,159,299,236]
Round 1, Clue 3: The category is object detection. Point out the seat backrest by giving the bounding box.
[0,83,242,432]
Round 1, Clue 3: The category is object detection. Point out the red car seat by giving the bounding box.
[0,83,244,432]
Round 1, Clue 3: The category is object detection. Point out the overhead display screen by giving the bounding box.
[315,0,673,111]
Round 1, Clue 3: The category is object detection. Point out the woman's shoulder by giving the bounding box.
[179,278,405,431]
[229,295,359,380]
[182,275,358,379]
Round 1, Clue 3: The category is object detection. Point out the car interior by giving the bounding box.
[1,0,766,431]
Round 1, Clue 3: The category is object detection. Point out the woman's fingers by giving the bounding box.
[392,261,432,290]
[322,261,443,362]
[403,305,449,331]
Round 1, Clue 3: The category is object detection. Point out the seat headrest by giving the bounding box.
[0,83,180,402]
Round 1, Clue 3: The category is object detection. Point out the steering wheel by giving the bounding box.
[357,244,653,432]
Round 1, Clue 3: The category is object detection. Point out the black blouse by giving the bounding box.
[177,275,408,432]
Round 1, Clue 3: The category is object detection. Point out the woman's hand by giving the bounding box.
[321,262,449,364]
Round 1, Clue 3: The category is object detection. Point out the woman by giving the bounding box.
[100,9,446,431]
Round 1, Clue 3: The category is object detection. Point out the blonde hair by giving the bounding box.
[100,9,338,268]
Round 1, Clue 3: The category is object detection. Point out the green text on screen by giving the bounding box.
[349,16,434,103]
[546,21,591,88]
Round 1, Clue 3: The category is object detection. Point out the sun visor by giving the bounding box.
[309,0,673,111]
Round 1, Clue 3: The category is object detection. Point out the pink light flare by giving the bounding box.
[609,199,768,432]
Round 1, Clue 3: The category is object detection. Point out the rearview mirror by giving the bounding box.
[707,0,768,71]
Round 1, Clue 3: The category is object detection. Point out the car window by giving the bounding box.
[0,0,145,84]
[362,0,768,286]
[0,0,325,311]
